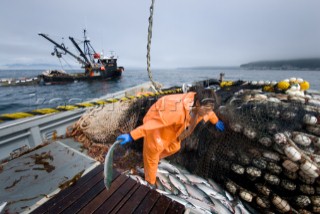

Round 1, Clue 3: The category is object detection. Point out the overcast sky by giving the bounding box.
[0,0,320,69]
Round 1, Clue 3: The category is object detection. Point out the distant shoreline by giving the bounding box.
[240,58,320,71]
[2,60,320,71]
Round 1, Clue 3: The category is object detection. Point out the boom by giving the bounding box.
[69,37,91,66]
[38,33,87,65]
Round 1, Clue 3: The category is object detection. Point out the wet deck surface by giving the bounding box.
[31,164,185,214]
[0,141,99,214]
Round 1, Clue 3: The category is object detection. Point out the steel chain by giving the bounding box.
[147,0,161,92]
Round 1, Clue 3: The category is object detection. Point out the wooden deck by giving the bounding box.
[31,165,185,214]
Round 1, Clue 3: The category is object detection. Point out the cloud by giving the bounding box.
[0,0,319,68]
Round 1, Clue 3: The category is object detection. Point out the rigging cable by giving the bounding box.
[147,0,161,92]
[58,57,64,70]
[61,56,75,70]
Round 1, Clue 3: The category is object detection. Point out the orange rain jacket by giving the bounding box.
[130,92,219,184]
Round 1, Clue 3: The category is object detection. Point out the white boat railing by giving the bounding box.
[0,82,154,161]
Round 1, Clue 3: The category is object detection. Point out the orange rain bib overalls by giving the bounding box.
[130,92,219,184]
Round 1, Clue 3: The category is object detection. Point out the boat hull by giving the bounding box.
[38,67,123,85]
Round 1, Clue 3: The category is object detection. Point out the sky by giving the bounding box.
[0,0,320,69]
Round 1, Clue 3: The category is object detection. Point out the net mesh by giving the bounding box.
[168,86,320,213]
[68,83,320,213]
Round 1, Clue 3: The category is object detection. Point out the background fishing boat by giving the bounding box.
[38,29,124,85]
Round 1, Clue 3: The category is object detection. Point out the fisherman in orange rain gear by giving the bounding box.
[116,88,225,186]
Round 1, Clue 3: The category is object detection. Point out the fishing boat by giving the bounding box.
[1,77,320,213]
[0,79,217,213]
[0,82,162,213]
[38,29,124,85]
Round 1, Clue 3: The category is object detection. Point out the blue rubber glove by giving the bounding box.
[215,120,225,132]
[116,134,133,145]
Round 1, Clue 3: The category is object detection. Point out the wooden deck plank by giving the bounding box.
[60,179,106,214]
[109,182,140,214]
[31,163,185,214]
[31,165,104,214]
[165,201,185,214]
[149,195,172,214]
[78,174,129,214]
[133,189,161,214]
[114,185,150,213]
[94,176,138,213]
[46,168,106,213]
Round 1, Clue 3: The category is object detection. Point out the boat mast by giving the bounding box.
[83,29,98,63]
[69,36,91,66]
[38,33,87,65]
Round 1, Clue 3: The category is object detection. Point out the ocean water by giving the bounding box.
[0,68,319,115]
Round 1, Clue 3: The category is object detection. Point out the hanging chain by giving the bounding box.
[147,0,161,92]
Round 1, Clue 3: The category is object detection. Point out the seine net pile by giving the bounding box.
[169,86,320,213]
[68,95,158,163]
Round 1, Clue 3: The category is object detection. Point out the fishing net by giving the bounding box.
[67,94,159,164]
[68,79,320,213]
[168,84,320,213]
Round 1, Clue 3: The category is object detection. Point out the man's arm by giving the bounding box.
[130,118,175,140]
[204,111,219,124]
[130,125,145,140]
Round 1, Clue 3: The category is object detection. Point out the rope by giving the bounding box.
[0,88,182,123]
[146,0,161,92]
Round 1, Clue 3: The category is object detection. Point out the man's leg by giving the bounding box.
[159,141,180,159]
[143,137,162,185]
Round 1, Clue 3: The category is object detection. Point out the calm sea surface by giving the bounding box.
[0,68,319,115]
